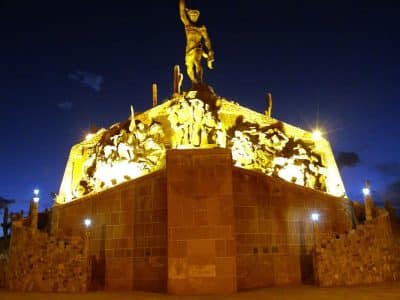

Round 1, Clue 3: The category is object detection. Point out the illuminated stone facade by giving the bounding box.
[54,148,353,293]
[54,79,351,294]
[58,92,346,204]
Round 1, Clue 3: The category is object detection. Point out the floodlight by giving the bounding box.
[84,218,92,228]
[311,213,320,222]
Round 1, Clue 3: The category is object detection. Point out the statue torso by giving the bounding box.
[185,25,205,51]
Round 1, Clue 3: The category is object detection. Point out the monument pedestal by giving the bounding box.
[167,148,237,294]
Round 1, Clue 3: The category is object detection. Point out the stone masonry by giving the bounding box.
[0,253,7,288]
[56,170,167,292]
[233,168,353,289]
[6,220,88,292]
[52,148,355,294]
[314,210,400,287]
[167,149,237,295]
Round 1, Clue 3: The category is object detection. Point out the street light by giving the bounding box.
[362,187,370,196]
[32,189,40,203]
[310,212,320,247]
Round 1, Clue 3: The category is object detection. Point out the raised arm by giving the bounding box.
[179,0,189,25]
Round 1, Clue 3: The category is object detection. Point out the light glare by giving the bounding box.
[362,187,370,196]
[312,129,323,141]
[84,218,92,228]
[85,133,94,141]
[33,189,40,196]
[33,196,40,203]
[311,213,320,222]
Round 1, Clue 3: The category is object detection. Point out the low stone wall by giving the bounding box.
[314,211,400,286]
[0,253,7,288]
[233,168,353,289]
[5,221,88,292]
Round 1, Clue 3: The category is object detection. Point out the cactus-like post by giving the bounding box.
[265,92,273,117]
[152,83,158,107]
[173,65,183,96]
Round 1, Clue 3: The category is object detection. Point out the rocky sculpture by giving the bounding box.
[226,117,327,192]
[62,94,330,200]
[69,108,166,199]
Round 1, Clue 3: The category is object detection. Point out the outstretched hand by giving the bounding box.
[207,59,214,69]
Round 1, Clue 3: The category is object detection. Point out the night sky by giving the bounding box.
[0,0,399,213]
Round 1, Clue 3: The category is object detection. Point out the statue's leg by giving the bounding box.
[185,53,197,84]
[194,49,203,83]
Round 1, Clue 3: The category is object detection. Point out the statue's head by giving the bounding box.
[186,8,200,23]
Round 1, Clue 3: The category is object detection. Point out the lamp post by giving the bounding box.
[311,212,320,245]
[363,180,373,221]
[311,212,320,286]
[30,189,40,231]
[83,218,92,253]
[83,218,92,290]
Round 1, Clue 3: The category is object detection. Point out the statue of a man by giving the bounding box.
[179,0,214,85]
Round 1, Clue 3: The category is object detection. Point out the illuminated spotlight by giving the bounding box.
[312,129,323,141]
[33,196,40,203]
[362,187,370,196]
[85,133,94,141]
[311,213,320,222]
[33,189,40,196]
[84,218,92,228]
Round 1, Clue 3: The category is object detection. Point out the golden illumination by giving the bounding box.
[58,95,346,203]
[312,129,323,141]
[85,133,95,141]
[179,0,214,84]
[55,0,346,203]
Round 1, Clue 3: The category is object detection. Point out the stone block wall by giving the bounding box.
[6,221,87,292]
[0,254,7,288]
[56,170,167,292]
[314,211,400,286]
[52,149,356,294]
[233,168,353,290]
[167,149,237,295]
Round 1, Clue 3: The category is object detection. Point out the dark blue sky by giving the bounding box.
[1,0,399,212]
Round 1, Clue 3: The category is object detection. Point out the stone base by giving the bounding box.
[167,149,237,294]
[52,148,353,294]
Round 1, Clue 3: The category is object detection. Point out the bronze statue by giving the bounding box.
[179,0,214,85]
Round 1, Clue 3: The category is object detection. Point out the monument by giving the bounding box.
[49,1,355,294]
[4,0,398,296]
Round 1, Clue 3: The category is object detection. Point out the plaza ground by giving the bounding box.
[1,282,400,300]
